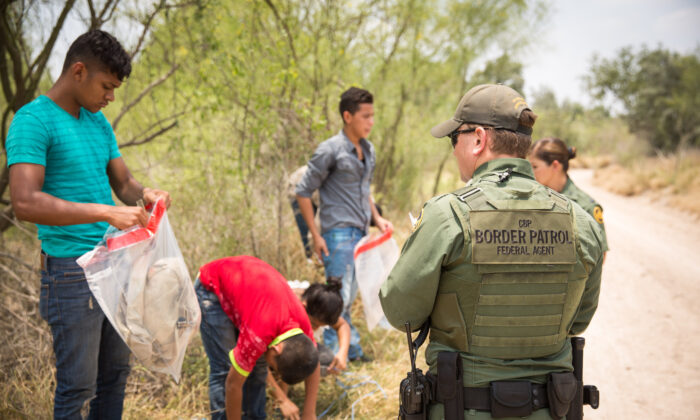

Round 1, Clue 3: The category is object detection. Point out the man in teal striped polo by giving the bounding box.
[7,30,170,419]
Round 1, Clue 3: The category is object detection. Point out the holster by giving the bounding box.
[547,372,577,419]
[436,352,463,420]
[398,370,431,420]
[489,381,533,418]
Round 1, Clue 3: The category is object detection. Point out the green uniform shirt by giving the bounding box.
[561,177,609,252]
[380,158,603,387]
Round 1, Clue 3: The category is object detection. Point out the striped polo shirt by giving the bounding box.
[6,95,121,257]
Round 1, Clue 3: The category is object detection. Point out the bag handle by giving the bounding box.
[106,199,167,251]
[353,227,393,259]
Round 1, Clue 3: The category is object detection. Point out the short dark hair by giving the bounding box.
[339,87,373,118]
[62,30,132,81]
[302,277,343,326]
[471,109,537,158]
[276,334,318,385]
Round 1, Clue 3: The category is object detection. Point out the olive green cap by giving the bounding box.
[430,84,533,138]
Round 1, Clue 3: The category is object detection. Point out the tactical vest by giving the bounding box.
[429,183,590,359]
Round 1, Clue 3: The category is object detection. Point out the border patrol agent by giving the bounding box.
[379,84,604,419]
[529,137,609,255]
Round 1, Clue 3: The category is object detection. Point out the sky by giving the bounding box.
[522,0,700,106]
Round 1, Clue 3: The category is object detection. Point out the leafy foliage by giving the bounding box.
[1,1,552,416]
[120,0,549,267]
[0,0,195,232]
[585,46,700,151]
[530,87,644,166]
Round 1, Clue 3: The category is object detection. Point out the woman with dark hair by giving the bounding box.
[267,277,350,419]
[529,138,609,253]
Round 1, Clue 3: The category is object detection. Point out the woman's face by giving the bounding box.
[529,156,558,189]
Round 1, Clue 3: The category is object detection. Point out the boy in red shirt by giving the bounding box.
[195,256,320,420]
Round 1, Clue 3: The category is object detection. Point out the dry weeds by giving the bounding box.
[593,150,700,215]
[0,217,417,419]
[6,149,698,418]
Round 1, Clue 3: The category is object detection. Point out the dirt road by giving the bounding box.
[570,169,700,419]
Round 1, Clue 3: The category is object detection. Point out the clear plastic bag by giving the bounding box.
[77,199,200,382]
[353,229,398,331]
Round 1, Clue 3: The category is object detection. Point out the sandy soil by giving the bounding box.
[569,169,700,419]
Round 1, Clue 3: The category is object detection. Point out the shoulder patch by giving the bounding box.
[593,205,604,224]
[412,208,424,232]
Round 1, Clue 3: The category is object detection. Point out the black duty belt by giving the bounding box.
[426,372,549,411]
[461,383,549,411]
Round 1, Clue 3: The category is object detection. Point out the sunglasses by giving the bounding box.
[449,128,477,148]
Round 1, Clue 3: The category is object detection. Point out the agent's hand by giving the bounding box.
[278,398,300,420]
[328,353,347,374]
[312,233,329,261]
[143,187,172,209]
[107,206,149,230]
[375,216,393,233]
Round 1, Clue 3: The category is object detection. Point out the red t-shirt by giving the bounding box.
[198,256,314,376]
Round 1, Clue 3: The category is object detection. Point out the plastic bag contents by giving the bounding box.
[77,199,200,382]
[353,229,398,331]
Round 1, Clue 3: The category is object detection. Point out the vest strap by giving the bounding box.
[445,197,470,270]
[447,188,493,270]
[455,187,489,210]
[548,189,570,212]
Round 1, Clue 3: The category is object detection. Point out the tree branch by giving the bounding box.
[112,62,179,130]
[379,9,411,80]
[0,3,25,110]
[130,109,184,139]
[0,164,9,204]
[262,0,298,64]
[27,0,77,75]
[87,0,97,21]
[129,0,166,58]
[0,252,38,274]
[0,203,14,232]
[118,120,177,148]
[90,0,121,29]
[2,104,12,148]
[0,26,13,105]
[24,0,77,104]
[101,0,121,24]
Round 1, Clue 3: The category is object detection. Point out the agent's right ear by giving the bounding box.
[472,127,489,156]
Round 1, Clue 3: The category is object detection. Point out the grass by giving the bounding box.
[593,149,700,216]
[0,215,423,420]
[4,144,698,418]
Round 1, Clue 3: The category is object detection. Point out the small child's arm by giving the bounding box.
[266,367,300,420]
[328,316,350,373]
[301,363,321,420]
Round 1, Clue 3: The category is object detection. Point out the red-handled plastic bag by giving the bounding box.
[353,229,397,331]
[77,200,200,382]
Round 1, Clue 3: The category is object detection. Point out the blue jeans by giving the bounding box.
[321,227,365,360]
[195,279,268,420]
[39,254,131,420]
